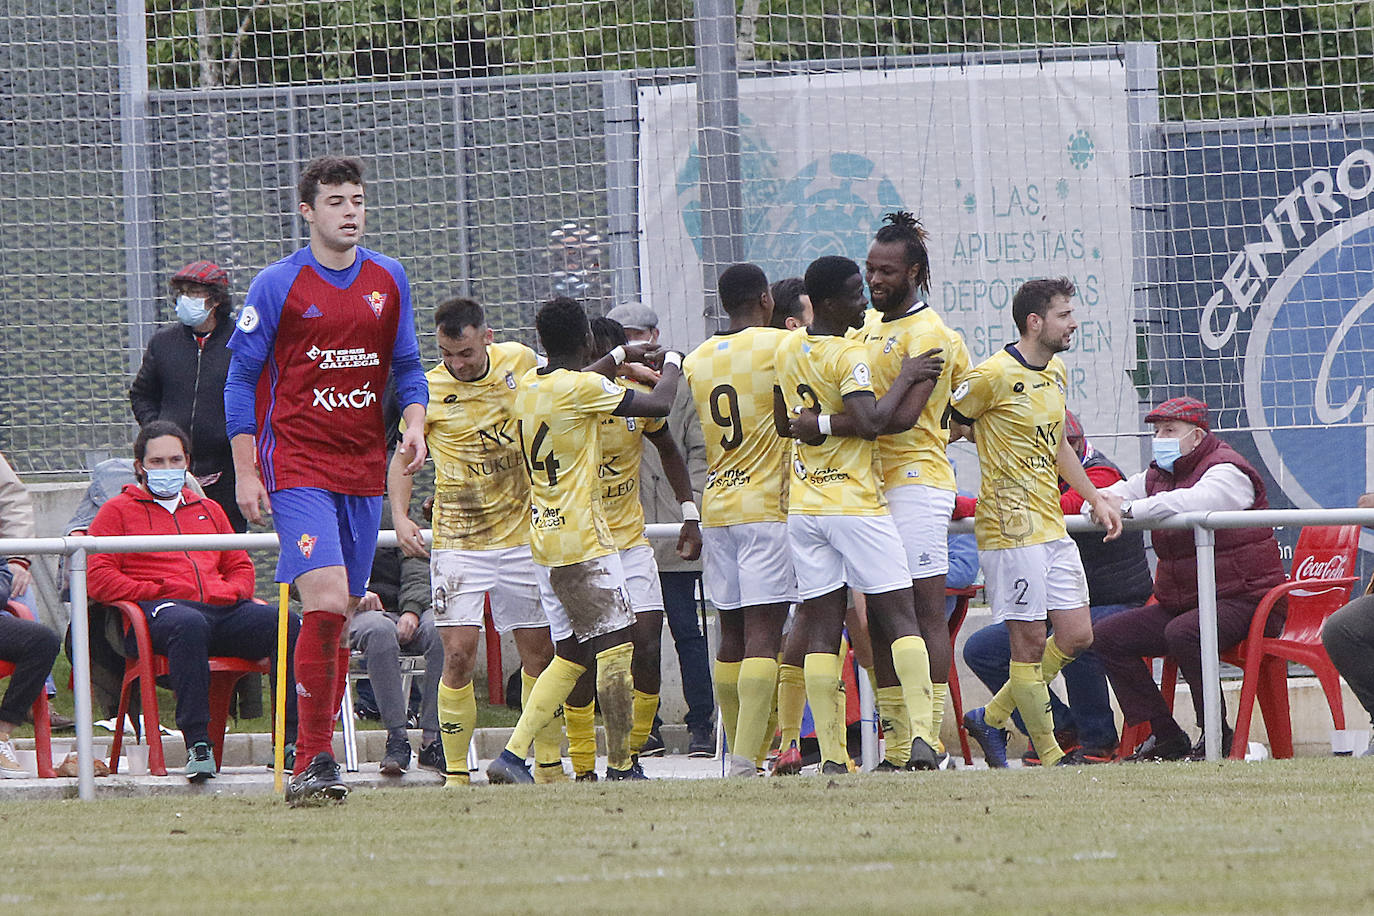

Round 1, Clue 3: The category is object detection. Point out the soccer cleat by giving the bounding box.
[727,753,758,777]
[285,752,348,806]
[1124,732,1191,762]
[575,770,599,782]
[443,771,471,787]
[771,741,803,776]
[872,759,903,773]
[379,735,412,775]
[963,707,1009,769]
[935,751,956,770]
[486,750,535,785]
[417,739,446,773]
[185,741,217,782]
[819,760,849,775]
[638,728,666,758]
[535,761,570,784]
[1023,729,1081,766]
[687,726,715,758]
[605,762,649,781]
[0,737,27,779]
[905,737,938,771]
[1054,748,1093,766]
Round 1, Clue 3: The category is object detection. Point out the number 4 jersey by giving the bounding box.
[513,366,626,567]
[683,326,792,527]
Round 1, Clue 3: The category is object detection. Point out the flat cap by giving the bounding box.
[605,301,658,331]
[1144,396,1210,431]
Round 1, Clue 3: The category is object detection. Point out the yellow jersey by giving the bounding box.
[683,326,792,526]
[597,380,666,551]
[513,366,627,567]
[853,303,971,493]
[774,329,886,517]
[417,341,537,551]
[948,344,1069,549]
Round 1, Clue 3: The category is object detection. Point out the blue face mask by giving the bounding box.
[1151,436,1183,472]
[176,295,212,328]
[145,467,186,499]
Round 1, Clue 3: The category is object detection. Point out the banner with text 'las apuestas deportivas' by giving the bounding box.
[1164,122,1374,527]
[638,58,1139,471]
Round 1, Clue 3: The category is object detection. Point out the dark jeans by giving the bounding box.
[131,599,299,746]
[1093,595,1282,728]
[1322,595,1374,726]
[661,571,715,733]
[962,603,1132,750]
[0,614,61,727]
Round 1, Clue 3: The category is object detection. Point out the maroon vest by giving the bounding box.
[1146,434,1285,609]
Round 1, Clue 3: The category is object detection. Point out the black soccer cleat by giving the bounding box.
[285,752,348,807]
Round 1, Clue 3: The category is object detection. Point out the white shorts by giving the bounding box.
[701,522,799,610]
[786,513,912,601]
[537,552,635,643]
[620,544,664,614]
[979,536,1090,623]
[885,484,956,579]
[430,545,548,632]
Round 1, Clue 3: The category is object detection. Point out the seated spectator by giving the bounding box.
[351,531,444,775]
[962,414,1152,761]
[1090,396,1286,761]
[86,420,300,782]
[0,451,62,778]
[944,491,980,614]
[1321,492,1374,759]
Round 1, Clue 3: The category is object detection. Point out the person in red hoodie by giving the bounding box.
[87,420,299,782]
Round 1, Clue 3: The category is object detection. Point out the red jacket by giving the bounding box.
[87,484,255,606]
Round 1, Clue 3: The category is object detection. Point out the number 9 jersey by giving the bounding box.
[513,366,626,567]
[683,326,793,527]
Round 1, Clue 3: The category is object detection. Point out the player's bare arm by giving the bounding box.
[611,355,682,418]
[772,386,792,438]
[230,433,270,523]
[790,348,943,441]
[646,426,703,561]
[585,340,663,380]
[398,402,428,474]
[1057,435,1122,541]
[387,446,428,559]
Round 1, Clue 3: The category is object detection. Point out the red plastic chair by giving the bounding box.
[945,585,982,766]
[1226,524,1359,759]
[106,600,271,776]
[0,601,58,777]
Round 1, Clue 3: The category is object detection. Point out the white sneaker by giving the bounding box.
[0,737,28,779]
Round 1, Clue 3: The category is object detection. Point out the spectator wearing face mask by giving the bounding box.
[1087,396,1286,761]
[129,260,244,533]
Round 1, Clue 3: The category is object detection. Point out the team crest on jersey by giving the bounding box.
[297,533,317,558]
[505,371,516,390]
[364,291,387,318]
[626,417,637,431]
[883,337,898,354]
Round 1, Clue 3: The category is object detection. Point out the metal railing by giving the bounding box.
[2,508,1371,799]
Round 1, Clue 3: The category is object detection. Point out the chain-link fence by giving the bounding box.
[3,2,1372,521]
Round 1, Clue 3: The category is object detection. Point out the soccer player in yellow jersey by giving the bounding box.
[487,296,684,784]
[773,255,944,773]
[561,316,701,777]
[388,297,561,785]
[684,264,799,777]
[948,277,1122,767]
[855,212,972,769]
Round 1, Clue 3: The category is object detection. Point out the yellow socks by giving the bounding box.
[984,677,1017,730]
[804,652,847,767]
[930,681,949,754]
[714,659,742,754]
[595,643,635,772]
[630,689,660,755]
[1041,635,1074,683]
[890,635,934,746]
[735,657,779,768]
[777,663,806,751]
[1008,660,1062,765]
[876,685,910,766]
[522,669,566,769]
[504,656,584,758]
[563,700,597,777]
[437,680,477,783]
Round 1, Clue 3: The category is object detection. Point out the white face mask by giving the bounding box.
[176,295,212,328]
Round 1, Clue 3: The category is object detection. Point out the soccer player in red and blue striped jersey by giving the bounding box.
[225,156,429,805]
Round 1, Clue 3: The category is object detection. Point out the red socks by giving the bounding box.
[292,611,346,774]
